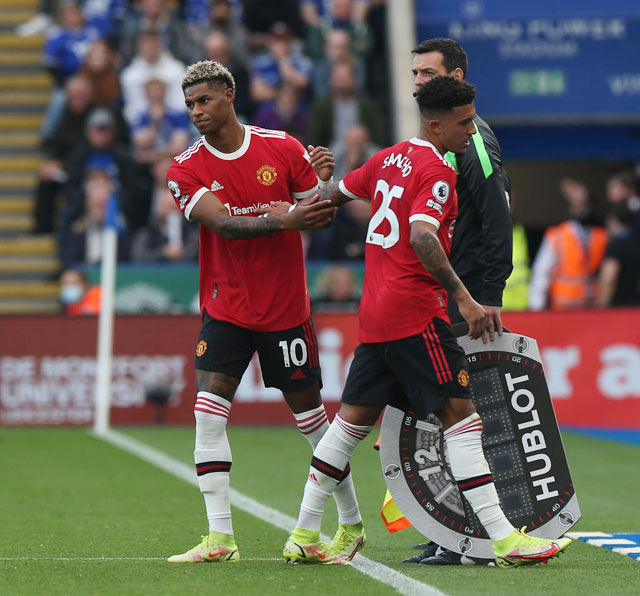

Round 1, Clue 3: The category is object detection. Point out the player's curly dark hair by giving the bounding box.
[413,38,468,78]
[181,60,236,93]
[415,75,477,117]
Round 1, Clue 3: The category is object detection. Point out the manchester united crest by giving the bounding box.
[196,340,207,357]
[257,165,277,186]
[457,369,470,387]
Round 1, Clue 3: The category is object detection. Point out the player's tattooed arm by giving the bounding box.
[191,191,337,239]
[318,182,352,207]
[411,224,463,296]
[410,220,487,339]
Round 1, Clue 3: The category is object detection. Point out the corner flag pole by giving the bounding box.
[93,194,118,434]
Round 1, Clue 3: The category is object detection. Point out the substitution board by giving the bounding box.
[379,330,581,560]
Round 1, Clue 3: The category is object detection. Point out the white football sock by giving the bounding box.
[294,406,362,525]
[194,391,233,535]
[296,415,372,531]
[444,413,514,541]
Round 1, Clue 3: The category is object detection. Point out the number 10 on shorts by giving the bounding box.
[279,339,308,368]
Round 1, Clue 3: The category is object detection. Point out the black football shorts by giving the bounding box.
[195,310,322,392]
[341,317,471,417]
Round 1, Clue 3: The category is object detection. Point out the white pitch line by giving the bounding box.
[94,429,447,596]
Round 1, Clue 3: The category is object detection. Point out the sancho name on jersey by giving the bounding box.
[339,137,459,343]
[167,125,319,331]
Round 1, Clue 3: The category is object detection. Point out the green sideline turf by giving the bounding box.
[1,427,639,596]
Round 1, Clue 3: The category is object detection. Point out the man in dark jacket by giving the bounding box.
[397,37,513,566]
[411,38,513,337]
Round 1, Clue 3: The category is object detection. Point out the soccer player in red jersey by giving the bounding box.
[281,76,571,567]
[165,61,362,563]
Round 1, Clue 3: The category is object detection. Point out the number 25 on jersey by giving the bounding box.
[367,180,404,249]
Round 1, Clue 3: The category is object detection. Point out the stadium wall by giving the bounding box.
[1,310,638,429]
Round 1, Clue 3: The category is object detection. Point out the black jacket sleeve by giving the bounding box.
[450,116,513,306]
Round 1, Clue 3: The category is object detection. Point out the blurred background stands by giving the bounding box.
[0,0,59,313]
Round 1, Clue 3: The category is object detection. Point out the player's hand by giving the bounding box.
[458,297,487,340]
[481,305,503,342]
[254,201,290,217]
[285,195,337,230]
[308,145,335,182]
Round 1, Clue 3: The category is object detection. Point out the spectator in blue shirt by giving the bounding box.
[250,22,313,107]
[42,0,100,136]
[130,78,193,164]
[83,0,127,44]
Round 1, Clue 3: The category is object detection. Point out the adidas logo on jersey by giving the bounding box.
[210,180,225,192]
[290,369,307,380]
[308,472,319,485]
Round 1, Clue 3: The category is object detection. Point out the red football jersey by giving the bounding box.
[340,137,458,342]
[167,125,318,331]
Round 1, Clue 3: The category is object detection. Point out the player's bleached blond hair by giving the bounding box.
[181,60,236,93]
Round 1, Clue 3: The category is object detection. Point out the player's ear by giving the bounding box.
[429,118,442,135]
[451,67,465,81]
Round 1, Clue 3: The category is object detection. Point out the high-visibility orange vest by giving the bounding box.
[547,222,607,310]
[66,285,102,316]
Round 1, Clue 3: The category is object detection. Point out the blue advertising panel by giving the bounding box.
[415,1,640,123]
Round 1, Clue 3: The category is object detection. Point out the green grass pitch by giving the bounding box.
[1,426,639,595]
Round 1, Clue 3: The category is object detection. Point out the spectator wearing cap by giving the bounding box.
[59,107,153,240]
[250,21,313,106]
[120,29,186,128]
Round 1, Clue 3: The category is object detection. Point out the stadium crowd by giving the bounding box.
[19,0,640,312]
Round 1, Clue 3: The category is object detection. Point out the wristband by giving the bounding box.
[288,203,297,213]
[317,176,334,188]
